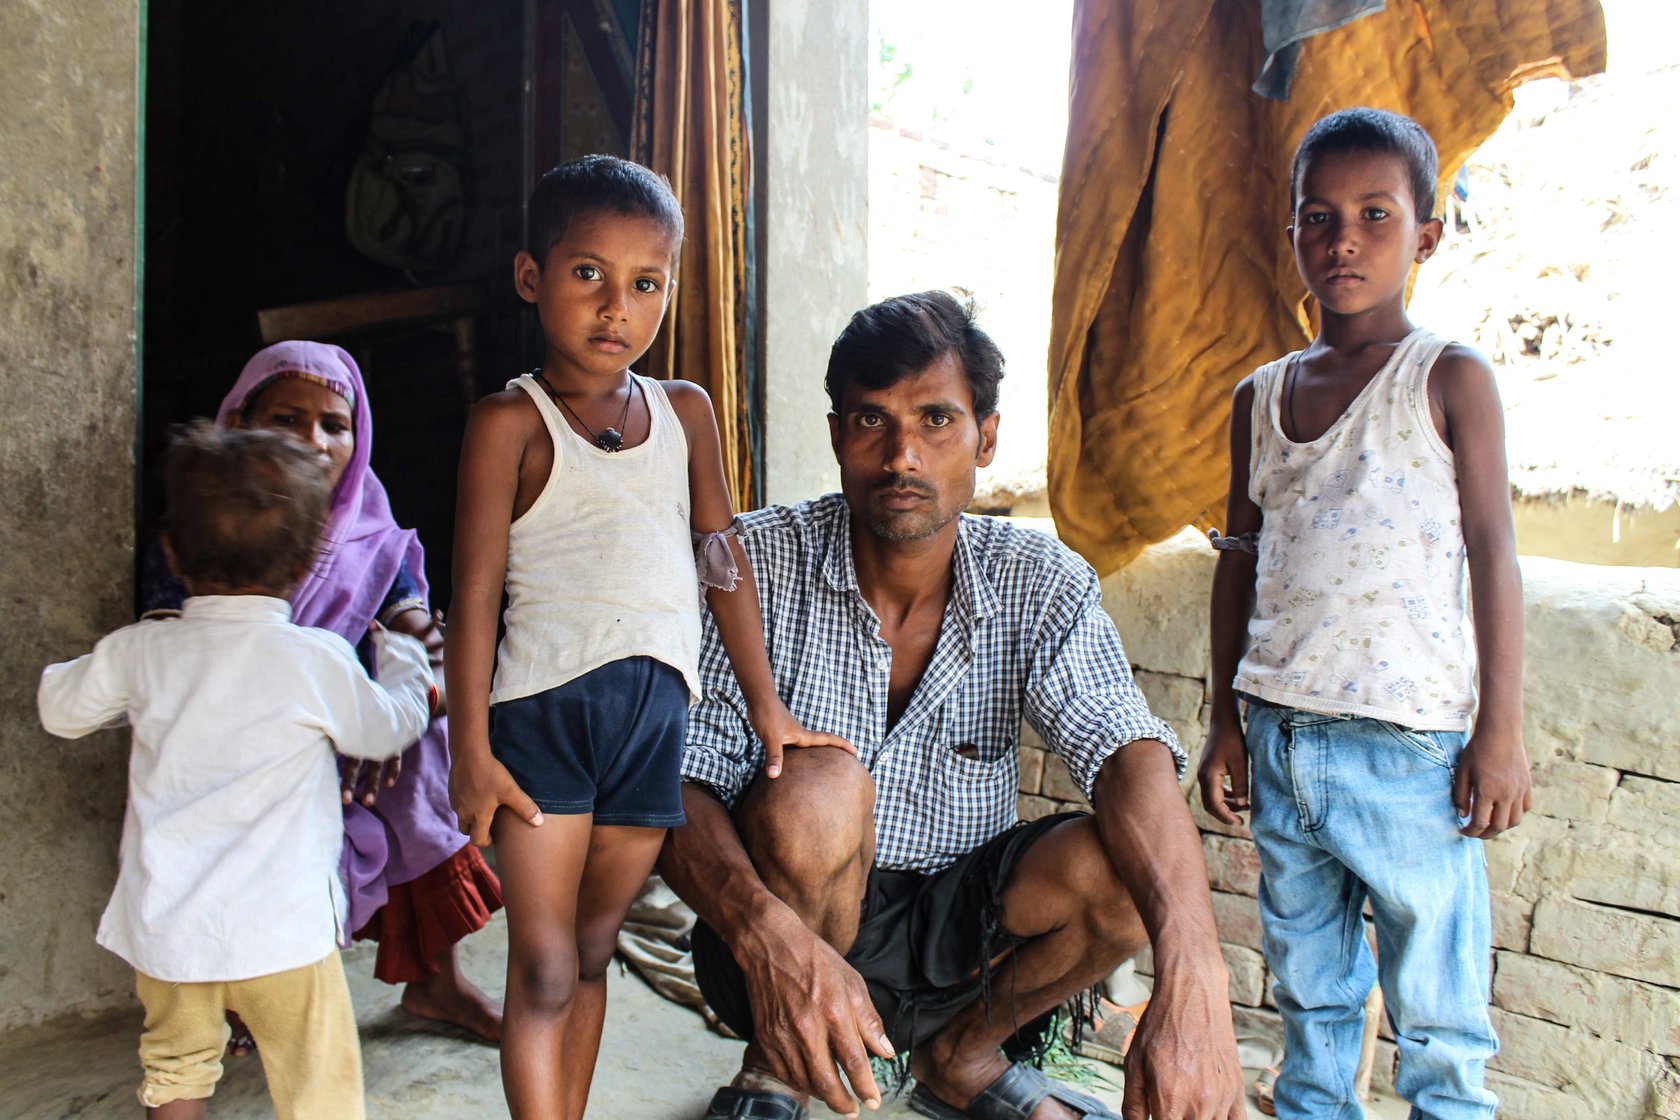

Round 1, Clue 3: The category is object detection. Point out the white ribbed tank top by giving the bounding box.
[1233,329,1477,731]
[489,373,701,706]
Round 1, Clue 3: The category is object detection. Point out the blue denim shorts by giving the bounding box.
[488,656,687,827]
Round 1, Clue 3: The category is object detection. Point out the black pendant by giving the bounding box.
[597,427,624,452]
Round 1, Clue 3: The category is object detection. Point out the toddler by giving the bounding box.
[39,424,433,1119]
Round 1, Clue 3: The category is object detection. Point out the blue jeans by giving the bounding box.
[1245,703,1498,1120]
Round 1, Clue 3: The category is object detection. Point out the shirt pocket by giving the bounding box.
[929,726,1020,849]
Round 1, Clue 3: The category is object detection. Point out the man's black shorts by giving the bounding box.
[691,811,1087,1051]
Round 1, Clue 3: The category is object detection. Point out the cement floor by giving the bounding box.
[0,914,1407,1119]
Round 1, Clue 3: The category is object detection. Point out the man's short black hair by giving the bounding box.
[162,423,333,592]
[1291,107,1439,220]
[825,291,1005,419]
[526,154,685,260]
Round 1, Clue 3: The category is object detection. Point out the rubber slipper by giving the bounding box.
[908,1061,1120,1120]
[1255,1065,1279,1117]
[701,1085,809,1119]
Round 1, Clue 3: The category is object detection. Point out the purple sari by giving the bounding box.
[219,342,467,938]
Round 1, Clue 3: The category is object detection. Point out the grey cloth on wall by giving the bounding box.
[1255,0,1386,99]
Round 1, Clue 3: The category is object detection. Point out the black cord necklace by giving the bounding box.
[532,369,636,452]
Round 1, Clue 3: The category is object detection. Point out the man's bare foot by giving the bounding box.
[910,1043,1080,1120]
[399,951,502,1043]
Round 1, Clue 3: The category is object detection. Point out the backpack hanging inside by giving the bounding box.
[344,23,472,274]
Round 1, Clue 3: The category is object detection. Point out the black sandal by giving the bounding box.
[908,1061,1120,1120]
[701,1085,809,1120]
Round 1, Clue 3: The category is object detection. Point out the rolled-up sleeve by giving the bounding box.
[1022,563,1183,797]
[680,609,761,807]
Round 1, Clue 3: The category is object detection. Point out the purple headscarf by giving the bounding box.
[217,341,425,646]
[220,341,465,937]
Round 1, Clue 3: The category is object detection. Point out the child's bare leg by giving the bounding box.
[494,809,592,1118]
[401,945,504,1042]
[147,1101,208,1120]
[560,825,667,1120]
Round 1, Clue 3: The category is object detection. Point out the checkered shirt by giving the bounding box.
[682,494,1183,873]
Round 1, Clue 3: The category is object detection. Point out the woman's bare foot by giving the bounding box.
[399,947,503,1042]
[225,1010,256,1057]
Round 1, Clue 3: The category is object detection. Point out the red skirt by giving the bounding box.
[354,844,503,984]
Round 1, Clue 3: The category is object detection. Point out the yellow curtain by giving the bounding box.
[634,0,755,508]
[1048,0,1606,576]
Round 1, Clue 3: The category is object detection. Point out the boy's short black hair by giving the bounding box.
[162,423,333,592]
[526,154,685,260]
[825,291,1005,419]
[1291,107,1439,220]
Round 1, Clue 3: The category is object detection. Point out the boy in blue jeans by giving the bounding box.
[1198,108,1532,1119]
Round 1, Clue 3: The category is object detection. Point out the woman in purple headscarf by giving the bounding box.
[141,341,503,1043]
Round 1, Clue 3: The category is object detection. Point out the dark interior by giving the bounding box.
[141,0,637,607]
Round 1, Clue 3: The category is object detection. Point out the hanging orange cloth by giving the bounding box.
[635,0,756,508]
[1047,0,1605,576]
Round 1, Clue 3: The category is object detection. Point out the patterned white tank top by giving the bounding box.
[1233,328,1476,731]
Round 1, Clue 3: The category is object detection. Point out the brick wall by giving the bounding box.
[1016,527,1680,1119]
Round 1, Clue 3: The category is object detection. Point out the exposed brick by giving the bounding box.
[1017,794,1060,823]
[1483,827,1532,894]
[1560,822,1680,919]
[1040,759,1087,805]
[1209,890,1263,951]
[1488,1008,1669,1118]
[1019,719,1048,753]
[1189,778,1253,840]
[1230,1004,1283,1048]
[1488,1007,1581,1089]
[1493,950,1680,1057]
[1221,942,1265,1007]
[1484,1071,1607,1120]
[1132,669,1206,724]
[1017,744,1047,796]
[1652,1062,1680,1120]
[1608,774,1680,837]
[1202,834,1262,897]
[1529,897,1680,987]
[1369,1038,1398,1093]
[1131,943,1154,979]
[1504,811,1572,900]
[1529,761,1620,823]
[1490,890,1535,952]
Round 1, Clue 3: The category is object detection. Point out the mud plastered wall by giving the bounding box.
[0,0,141,1029]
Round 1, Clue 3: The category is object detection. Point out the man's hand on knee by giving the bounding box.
[738,905,895,1116]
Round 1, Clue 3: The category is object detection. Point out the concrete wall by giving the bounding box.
[1018,529,1680,1118]
[757,0,866,507]
[0,0,142,1028]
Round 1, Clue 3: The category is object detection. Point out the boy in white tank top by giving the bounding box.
[1199,110,1531,1120]
[446,155,850,1118]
